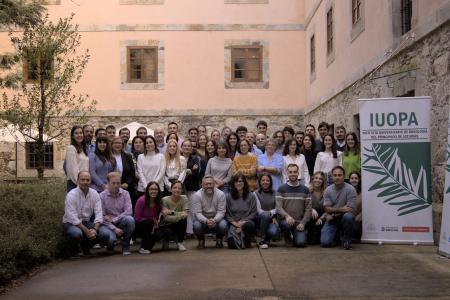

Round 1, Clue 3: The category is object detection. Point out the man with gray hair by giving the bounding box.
[192,175,228,248]
[154,127,166,154]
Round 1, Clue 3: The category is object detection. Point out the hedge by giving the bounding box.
[0,181,66,286]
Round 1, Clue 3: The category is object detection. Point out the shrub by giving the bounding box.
[0,181,66,286]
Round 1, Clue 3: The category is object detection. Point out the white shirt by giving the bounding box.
[114,154,123,176]
[62,187,103,225]
[137,152,166,192]
[65,145,89,184]
[314,151,343,174]
[282,154,311,187]
[164,156,187,189]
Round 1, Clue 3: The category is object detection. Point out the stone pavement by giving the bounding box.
[2,240,450,300]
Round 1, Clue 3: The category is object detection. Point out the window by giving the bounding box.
[231,46,263,82]
[26,142,54,169]
[127,46,158,83]
[310,35,316,75]
[23,53,53,83]
[352,0,362,25]
[326,7,334,55]
[401,0,412,34]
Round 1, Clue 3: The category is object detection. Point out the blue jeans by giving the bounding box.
[255,212,279,242]
[280,220,307,248]
[104,216,135,250]
[321,212,355,247]
[193,219,228,239]
[63,221,110,254]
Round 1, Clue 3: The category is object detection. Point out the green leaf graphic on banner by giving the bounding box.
[362,143,431,216]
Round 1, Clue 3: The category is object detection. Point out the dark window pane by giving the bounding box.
[234,69,245,79]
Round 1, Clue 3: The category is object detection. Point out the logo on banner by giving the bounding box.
[362,143,431,216]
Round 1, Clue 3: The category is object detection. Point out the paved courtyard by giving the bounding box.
[2,240,450,300]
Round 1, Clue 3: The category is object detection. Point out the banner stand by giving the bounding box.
[359,97,434,245]
[438,108,450,256]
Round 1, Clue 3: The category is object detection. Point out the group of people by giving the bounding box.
[62,120,362,257]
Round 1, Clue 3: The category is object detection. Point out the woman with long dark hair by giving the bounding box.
[343,132,361,180]
[283,138,310,187]
[89,136,116,192]
[134,181,163,254]
[302,134,317,178]
[226,132,239,160]
[226,173,257,249]
[314,134,342,185]
[137,135,165,195]
[196,134,208,160]
[65,125,89,191]
[254,173,279,249]
[205,140,217,162]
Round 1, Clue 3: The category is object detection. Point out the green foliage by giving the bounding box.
[1,14,97,179]
[0,0,45,28]
[362,143,431,216]
[0,181,66,286]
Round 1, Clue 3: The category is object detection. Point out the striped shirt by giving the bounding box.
[276,182,312,225]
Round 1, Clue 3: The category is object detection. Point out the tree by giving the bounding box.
[0,0,46,88]
[1,14,97,179]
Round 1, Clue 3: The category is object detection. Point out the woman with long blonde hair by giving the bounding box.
[164,139,187,193]
[306,171,327,244]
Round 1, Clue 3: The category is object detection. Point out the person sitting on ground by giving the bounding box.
[225,173,258,249]
[62,171,110,258]
[306,171,327,244]
[254,173,279,249]
[320,166,356,250]
[134,181,164,254]
[276,164,312,248]
[348,171,362,242]
[100,172,135,256]
[159,181,189,251]
[192,175,228,249]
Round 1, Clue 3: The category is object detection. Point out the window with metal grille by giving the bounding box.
[231,46,263,82]
[352,0,362,25]
[127,46,158,83]
[401,0,412,34]
[310,35,316,74]
[326,7,334,55]
[26,142,54,169]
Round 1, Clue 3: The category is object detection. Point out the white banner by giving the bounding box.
[439,109,450,256]
[359,97,433,244]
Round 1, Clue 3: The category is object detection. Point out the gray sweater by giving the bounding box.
[276,183,312,225]
[226,193,257,222]
[323,182,356,209]
[205,156,232,184]
[191,188,226,223]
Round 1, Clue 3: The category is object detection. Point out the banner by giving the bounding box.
[359,97,433,244]
[439,109,450,256]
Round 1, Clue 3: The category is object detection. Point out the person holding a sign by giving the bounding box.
[320,166,356,250]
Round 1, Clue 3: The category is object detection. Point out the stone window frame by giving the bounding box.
[120,40,165,90]
[350,0,365,42]
[231,45,263,83]
[224,0,268,4]
[325,1,335,66]
[119,0,164,4]
[44,0,61,4]
[225,40,269,89]
[25,142,54,169]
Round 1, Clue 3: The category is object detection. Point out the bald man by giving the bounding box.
[62,171,111,258]
[154,127,167,154]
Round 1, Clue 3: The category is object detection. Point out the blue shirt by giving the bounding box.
[257,152,284,190]
[89,153,115,192]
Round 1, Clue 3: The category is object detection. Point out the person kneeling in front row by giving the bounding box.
[100,172,135,256]
[192,175,228,248]
[62,171,111,258]
[276,164,312,248]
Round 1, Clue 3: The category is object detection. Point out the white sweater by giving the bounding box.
[65,145,89,185]
[282,154,310,187]
[164,156,187,189]
[137,152,166,192]
[313,151,343,174]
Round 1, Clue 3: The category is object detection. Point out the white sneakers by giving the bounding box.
[177,243,187,251]
[139,248,151,254]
